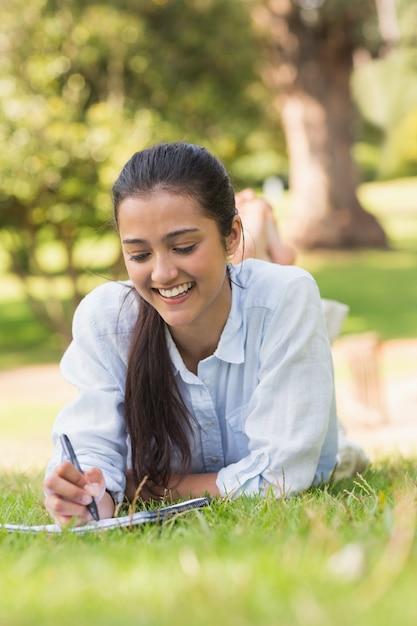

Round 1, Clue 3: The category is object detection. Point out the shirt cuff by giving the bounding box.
[216,451,270,498]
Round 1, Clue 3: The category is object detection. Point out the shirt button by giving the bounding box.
[206,420,213,428]
[211,456,219,464]
[204,379,210,386]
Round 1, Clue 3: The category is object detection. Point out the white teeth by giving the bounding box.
[158,282,193,298]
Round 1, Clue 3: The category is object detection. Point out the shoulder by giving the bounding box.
[231,259,318,309]
[72,280,139,337]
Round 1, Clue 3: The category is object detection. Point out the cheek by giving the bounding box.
[127,269,152,302]
[124,260,145,285]
[191,246,227,275]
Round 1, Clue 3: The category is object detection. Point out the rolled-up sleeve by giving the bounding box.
[45,283,134,501]
[216,275,338,498]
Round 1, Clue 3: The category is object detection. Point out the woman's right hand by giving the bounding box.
[43,462,113,527]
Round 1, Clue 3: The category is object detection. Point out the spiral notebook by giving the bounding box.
[0,497,211,534]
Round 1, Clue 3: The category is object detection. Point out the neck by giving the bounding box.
[169,280,232,374]
[172,334,219,375]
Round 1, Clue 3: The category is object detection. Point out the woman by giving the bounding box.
[44,142,338,527]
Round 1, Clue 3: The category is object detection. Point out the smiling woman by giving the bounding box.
[44,142,346,528]
[118,191,241,361]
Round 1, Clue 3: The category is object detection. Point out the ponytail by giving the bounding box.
[124,296,193,493]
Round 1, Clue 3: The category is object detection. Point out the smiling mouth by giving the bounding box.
[157,282,194,299]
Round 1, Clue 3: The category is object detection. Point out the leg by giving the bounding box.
[235,188,295,265]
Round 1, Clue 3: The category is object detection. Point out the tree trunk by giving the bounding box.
[253,1,388,250]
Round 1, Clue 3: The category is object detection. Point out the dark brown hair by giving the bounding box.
[112,142,237,494]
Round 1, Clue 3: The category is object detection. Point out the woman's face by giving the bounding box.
[118,190,241,338]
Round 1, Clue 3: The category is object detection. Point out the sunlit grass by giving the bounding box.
[1,461,416,626]
[0,403,58,434]
[1,179,417,626]
[358,177,417,216]
[294,177,417,339]
[0,298,63,368]
[297,248,417,339]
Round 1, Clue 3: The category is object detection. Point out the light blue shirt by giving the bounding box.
[46,259,338,501]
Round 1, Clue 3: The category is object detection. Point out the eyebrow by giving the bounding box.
[122,228,200,245]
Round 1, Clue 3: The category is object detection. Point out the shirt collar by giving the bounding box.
[213,266,245,364]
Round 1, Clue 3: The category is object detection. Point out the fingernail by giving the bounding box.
[80,494,92,505]
[85,483,100,497]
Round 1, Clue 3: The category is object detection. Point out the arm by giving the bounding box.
[125,469,220,502]
[167,473,220,498]
[44,283,135,526]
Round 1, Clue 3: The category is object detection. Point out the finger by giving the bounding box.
[84,466,104,486]
[45,493,92,527]
[44,465,93,507]
[56,461,89,488]
[84,468,106,502]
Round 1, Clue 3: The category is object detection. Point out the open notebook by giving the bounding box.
[0,497,211,534]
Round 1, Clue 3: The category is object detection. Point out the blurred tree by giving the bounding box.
[0,0,279,343]
[2,0,415,346]
[353,0,417,179]
[250,0,389,249]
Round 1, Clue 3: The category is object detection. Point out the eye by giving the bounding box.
[173,244,196,255]
[129,252,151,262]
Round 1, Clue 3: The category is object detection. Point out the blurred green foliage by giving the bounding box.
[1,0,417,342]
[352,0,417,179]
[0,0,282,338]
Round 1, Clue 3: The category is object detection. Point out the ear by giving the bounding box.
[226,215,242,258]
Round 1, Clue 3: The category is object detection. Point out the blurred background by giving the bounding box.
[1,0,416,469]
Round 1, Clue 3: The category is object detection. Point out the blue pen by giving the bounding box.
[60,434,100,522]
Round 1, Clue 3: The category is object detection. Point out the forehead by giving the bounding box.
[119,190,202,217]
[117,190,219,239]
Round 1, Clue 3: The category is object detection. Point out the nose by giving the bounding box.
[151,252,179,284]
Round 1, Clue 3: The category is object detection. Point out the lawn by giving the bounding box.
[295,177,417,339]
[1,461,417,626]
[0,178,416,625]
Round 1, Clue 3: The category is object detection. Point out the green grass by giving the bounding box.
[300,248,417,339]
[282,177,417,340]
[0,298,63,369]
[1,178,417,624]
[1,461,416,626]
